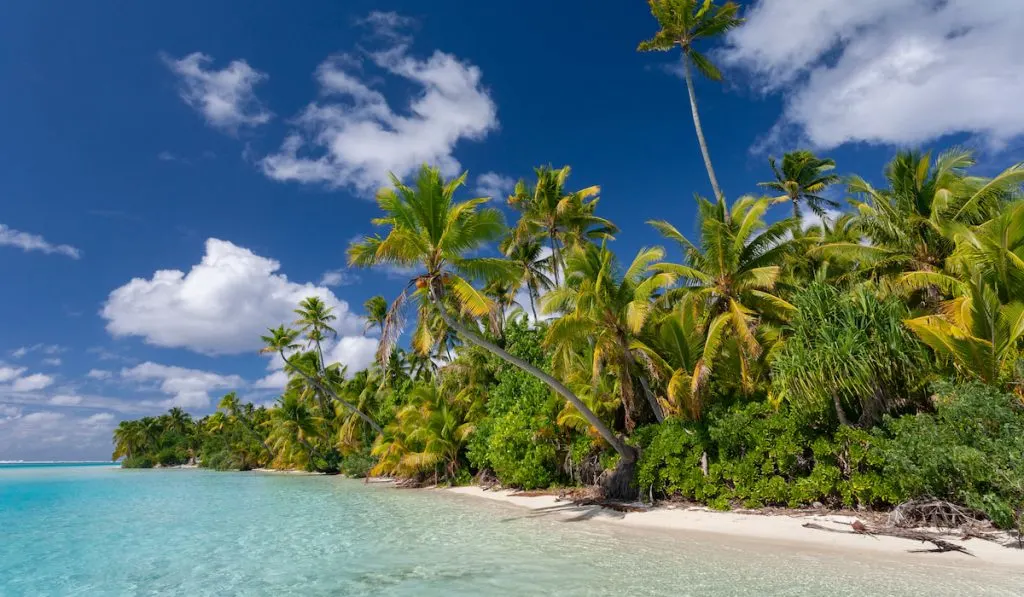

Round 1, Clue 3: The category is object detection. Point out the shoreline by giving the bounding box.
[445,486,1024,569]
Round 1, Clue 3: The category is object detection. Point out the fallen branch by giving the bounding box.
[802,522,974,556]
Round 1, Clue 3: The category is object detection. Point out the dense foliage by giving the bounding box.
[113,0,1024,530]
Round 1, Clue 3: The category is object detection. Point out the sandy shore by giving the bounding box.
[448,486,1024,568]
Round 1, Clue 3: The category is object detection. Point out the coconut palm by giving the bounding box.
[820,149,1024,281]
[941,202,1024,303]
[218,392,274,458]
[112,420,146,461]
[631,295,709,419]
[348,165,637,468]
[905,279,1024,392]
[543,244,677,428]
[364,295,389,335]
[501,237,554,321]
[638,0,744,213]
[650,196,796,391]
[758,150,841,219]
[293,296,337,368]
[260,325,381,433]
[507,165,617,284]
[268,392,322,467]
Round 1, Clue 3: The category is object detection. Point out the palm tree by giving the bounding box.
[632,295,709,420]
[758,150,841,219]
[820,149,1024,281]
[260,325,381,433]
[112,420,146,461]
[268,392,322,467]
[638,0,744,214]
[507,165,617,284]
[218,392,274,459]
[348,165,637,469]
[543,244,677,429]
[941,202,1024,304]
[501,237,553,321]
[364,295,389,335]
[905,279,1024,393]
[650,196,796,391]
[293,296,337,368]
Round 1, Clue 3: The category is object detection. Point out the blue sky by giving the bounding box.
[2,0,1023,460]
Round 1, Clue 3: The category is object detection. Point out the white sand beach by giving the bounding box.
[448,486,1024,569]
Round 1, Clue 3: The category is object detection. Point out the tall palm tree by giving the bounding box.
[543,244,677,428]
[112,420,146,461]
[364,295,389,335]
[758,150,841,219]
[507,165,617,284]
[501,237,553,321]
[268,392,322,467]
[650,196,796,391]
[260,326,381,433]
[348,165,637,466]
[293,296,337,368]
[638,0,744,215]
[632,295,709,420]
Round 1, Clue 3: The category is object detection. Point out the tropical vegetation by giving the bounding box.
[113,1,1024,532]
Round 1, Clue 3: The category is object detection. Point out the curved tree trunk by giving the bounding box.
[280,350,383,434]
[625,350,665,424]
[429,290,635,463]
[681,58,726,221]
[832,392,851,427]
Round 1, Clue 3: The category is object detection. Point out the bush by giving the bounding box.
[877,381,1024,528]
[637,402,899,509]
[121,456,155,469]
[341,450,375,478]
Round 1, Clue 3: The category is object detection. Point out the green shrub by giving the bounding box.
[877,381,1024,528]
[341,450,375,478]
[121,456,155,469]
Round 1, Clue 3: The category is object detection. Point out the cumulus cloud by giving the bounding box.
[0,366,26,383]
[87,369,113,380]
[101,238,364,355]
[254,335,378,390]
[11,344,64,359]
[121,362,244,409]
[475,172,515,199]
[260,30,498,193]
[0,224,81,259]
[12,374,54,392]
[50,394,83,406]
[164,52,271,132]
[722,0,1024,149]
[357,10,417,42]
[42,358,62,367]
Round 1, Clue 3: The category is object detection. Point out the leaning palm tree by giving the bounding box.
[218,391,274,459]
[348,165,638,474]
[543,244,677,428]
[260,325,381,433]
[507,165,617,284]
[650,195,796,392]
[758,150,841,219]
[267,391,321,468]
[364,295,389,335]
[638,0,744,214]
[293,296,337,368]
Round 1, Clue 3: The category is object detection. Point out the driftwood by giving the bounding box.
[572,498,649,513]
[802,522,974,556]
[888,499,983,529]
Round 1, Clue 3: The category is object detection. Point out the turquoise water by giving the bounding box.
[1,465,1020,596]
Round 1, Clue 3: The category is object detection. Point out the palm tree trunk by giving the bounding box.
[681,57,726,220]
[429,289,635,462]
[832,392,851,427]
[630,355,665,423]
[279,350,383,434]
[528,283,539,322]
[549,232,561,286]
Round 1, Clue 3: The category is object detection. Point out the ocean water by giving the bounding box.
[1,464,1019,596]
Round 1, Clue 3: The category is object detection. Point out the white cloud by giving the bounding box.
[50,394,83,406]
[324,336,378,375]
[12,374,54,392]
[86,369,113,380]
[0,366,26,383]
[165,52,271,132]
[101,238,364,355]
[253,369,290,390]
[42,358,62,366]
[357,10,417,42]
[121,362,244,410]
[0,407,118,461]
[319,268,358,287]
[722,0,1024,149]
[0,224,81,259]
[11,344,64,358]
[475,172,515,199]
[260,40,498,193]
